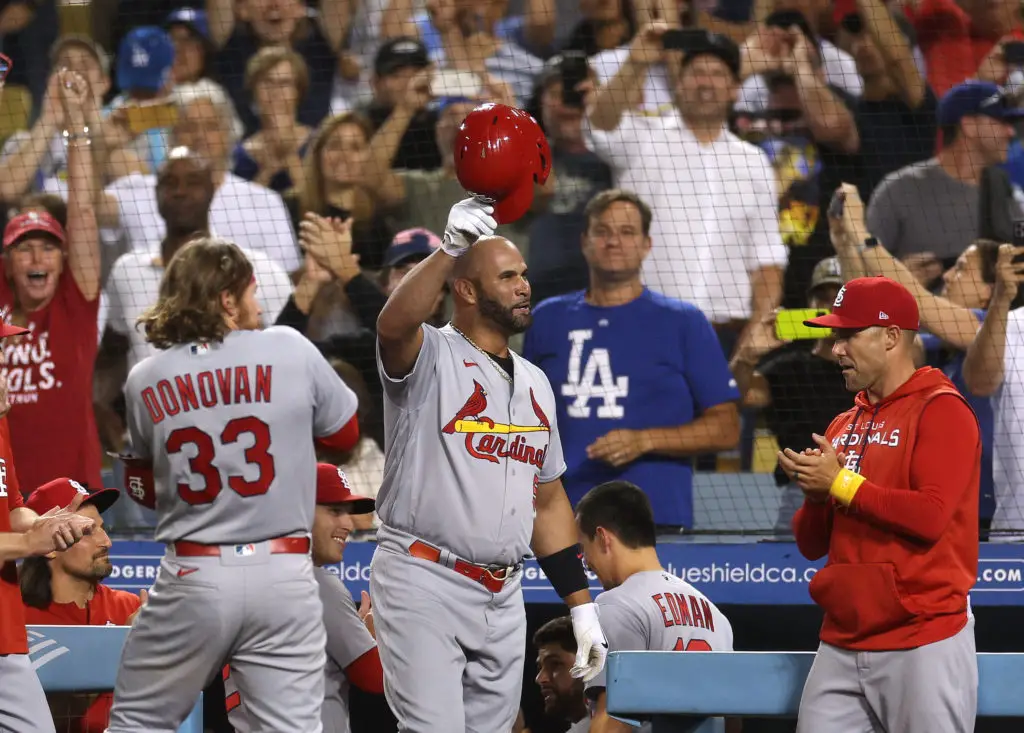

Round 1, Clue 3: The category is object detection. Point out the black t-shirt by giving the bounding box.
[213,21,337,137]
[757,343,854,486]
[780,85,861,308]
[855,86,938,201]
[362,102,441,172]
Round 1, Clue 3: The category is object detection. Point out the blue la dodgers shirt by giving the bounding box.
[523,288,740,527]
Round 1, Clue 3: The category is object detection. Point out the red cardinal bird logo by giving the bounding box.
[442,381,551,466]
[442,381,491,434]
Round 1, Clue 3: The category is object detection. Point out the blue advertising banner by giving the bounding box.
[104,541,1024,606]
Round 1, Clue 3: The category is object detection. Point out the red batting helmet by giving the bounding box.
[453,103,551,225]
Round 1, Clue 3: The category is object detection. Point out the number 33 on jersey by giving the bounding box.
[122,328,359,545]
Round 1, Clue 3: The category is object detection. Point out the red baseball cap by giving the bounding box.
[805,277,920,331]
[26,477,120,516]
[315,463,375,513]
[3,211,67,249]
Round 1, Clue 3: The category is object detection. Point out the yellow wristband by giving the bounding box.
[830,468,865,506]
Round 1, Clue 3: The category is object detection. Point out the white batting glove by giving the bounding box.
[442,197,497,258]
[569,602,608,682]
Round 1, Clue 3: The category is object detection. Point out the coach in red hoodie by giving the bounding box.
[778,275,980,733]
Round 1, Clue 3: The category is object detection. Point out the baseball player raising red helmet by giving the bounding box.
[372,103,606,733]
[107,238,360,732]
[453,103,552,225]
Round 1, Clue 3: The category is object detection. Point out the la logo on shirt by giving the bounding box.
[561,329,629,419]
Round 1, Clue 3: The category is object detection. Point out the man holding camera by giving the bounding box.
[584,25,785,356]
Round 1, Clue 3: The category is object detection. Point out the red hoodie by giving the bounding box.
[793,367,980,651]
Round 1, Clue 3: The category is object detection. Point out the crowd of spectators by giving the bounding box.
[4,1,1024,732]
[0,0,1022,547]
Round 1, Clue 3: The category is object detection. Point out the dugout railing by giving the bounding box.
[28,625,203,733]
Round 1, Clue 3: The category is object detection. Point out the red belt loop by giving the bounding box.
[173,537,311,557]
[408,540,513,594]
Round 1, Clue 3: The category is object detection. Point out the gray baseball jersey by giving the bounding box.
[375,323,566,565]
[586,570,734,696]
[225,566,378,733]
[124,326,358,544]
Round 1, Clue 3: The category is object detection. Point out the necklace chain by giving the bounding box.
[450,324,513,385]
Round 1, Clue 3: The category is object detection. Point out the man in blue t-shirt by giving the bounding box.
[523,189,741,529]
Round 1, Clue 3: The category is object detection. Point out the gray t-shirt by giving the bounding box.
[866,158,1016,261]
[124,326,358,544]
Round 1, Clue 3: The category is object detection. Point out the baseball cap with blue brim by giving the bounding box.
[429,95,476,116]
[165,7,210,41]
[117,26,175,94]
[938,81,1024,126]
[384,228,441,268]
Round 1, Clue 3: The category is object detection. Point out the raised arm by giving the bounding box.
[963,244,1024,396]
[588,23,666,132]
[377,199,495,377]
[832,184,981,349]
[857,0,926,108]
[206,0,236,49]
[59,70,100,301]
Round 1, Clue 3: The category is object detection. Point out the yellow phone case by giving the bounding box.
[775,308,830,341]
[125,102,179,136]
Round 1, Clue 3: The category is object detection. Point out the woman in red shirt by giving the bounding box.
[779,276,981,733]
[0,70,102,494]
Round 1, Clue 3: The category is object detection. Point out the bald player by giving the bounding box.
[224,463,384,733]
[373,197,608,732]
[576,480,735,733]
[108,238,360,732]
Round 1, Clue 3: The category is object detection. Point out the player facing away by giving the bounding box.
[224,463,385,733]
[374,197,608,732]
[576,481,735,733]
[107,239,360,733]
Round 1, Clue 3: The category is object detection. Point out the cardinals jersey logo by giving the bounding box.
[442,380,550,467]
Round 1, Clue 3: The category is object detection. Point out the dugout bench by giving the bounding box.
[605,651,1024,732]
[27,625,203,732]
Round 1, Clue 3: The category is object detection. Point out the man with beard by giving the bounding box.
[373,197,608,732]
[525,189,740,530]
[533,616,590,732]
[21,477,143,733]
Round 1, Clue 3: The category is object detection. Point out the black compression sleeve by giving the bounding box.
[537,544,589,598]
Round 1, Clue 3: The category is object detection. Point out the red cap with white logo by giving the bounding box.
[805,276,920,331]
[315,463,375,513]
[26,477,120,515]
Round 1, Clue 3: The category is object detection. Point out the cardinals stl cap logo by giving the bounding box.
[335,467,353,490]
[833,286,846,308]
[69,479,88,496]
